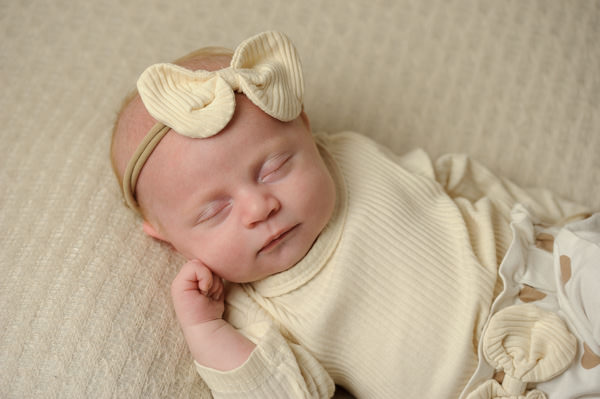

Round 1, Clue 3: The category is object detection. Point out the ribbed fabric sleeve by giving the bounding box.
[195,322,334,398]
[193,131,587,399]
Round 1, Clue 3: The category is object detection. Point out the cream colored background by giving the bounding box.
[1,1,598,398]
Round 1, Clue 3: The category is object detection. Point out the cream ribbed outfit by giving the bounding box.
[195,131,587,398]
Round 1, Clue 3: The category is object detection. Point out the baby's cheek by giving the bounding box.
[222,244,246,265]
[302,167,335,217]
[294,168,325,200]
[183,237,224,271]
[208,239,249,279]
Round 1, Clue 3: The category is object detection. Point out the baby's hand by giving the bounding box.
[171,260,255,370]
[171,259,225,330]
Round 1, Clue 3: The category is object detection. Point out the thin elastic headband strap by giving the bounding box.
[122,122,170,213]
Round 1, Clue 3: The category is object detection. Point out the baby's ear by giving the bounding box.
[142,220,167,242]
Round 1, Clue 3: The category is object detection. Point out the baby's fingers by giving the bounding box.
[171,260,225,328]
[172,260,214,296]
[207,275,224,301]
[193,262,214,294]
[192,262,224,301]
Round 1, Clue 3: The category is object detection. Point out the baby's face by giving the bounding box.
[137,95,336,283]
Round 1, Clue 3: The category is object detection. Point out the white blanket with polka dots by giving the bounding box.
[464,206,600,398]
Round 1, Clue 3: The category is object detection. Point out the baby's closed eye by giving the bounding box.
[195,200,232,225]
[259,153,293,183]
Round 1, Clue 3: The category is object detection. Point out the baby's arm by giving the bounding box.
[173,261,335,398]
[171,260,255,371]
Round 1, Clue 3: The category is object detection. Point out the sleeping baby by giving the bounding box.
[110,31,600,398]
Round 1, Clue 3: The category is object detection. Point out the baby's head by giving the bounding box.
[111,32,336,283]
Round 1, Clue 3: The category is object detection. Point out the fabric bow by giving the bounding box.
[122,31,304,213]
[468,380,546,399]
[467,304,576,399]
[136,30,304,138]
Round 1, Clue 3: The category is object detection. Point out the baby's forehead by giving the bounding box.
[118,52,233,158]
[123,95,154,140]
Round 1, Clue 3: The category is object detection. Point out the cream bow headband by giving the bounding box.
[123,31,304,213]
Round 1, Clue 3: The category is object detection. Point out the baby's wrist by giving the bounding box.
[182,318,255,371]
[182,318,228,342]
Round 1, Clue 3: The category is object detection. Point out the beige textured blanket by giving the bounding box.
[1,1,598,398]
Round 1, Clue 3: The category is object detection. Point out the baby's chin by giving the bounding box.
[257,229,323,281]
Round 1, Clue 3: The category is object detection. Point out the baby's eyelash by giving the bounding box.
[259,153,292,183]
[196,200,231,224]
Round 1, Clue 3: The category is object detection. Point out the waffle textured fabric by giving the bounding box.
[1,1,599,398]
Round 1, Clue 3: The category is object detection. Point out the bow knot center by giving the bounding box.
[216,68,242,92]
[502,374,527,396]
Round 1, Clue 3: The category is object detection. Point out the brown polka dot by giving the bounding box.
[560,255,572,284]
[535,233,554,253]
[582,343,600,369]
[493,370,505,384]
[519,285,547,303]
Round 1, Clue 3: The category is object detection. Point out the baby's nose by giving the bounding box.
[240,189,281,227]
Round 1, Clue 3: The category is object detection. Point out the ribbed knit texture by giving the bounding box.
[1,1,598,398]
[194,132,585,398]
[467,305,577,399]
[482,305,576,383]
[137,31,303,138]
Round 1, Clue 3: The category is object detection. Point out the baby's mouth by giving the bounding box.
[258,224,299,254]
